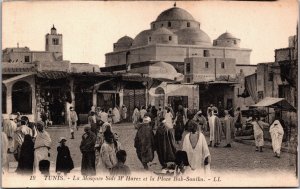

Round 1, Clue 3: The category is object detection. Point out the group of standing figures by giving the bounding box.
[1,103,286,176]
[133,103,286,175]
[1,109,131,176]
[2,116,58,175]
[78,120,133,176]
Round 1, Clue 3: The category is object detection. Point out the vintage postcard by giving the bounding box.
[1,0,298,187]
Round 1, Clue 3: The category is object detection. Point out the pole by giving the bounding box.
[214,58,217,80]
[267,107,269,123]
[145,82,149,109]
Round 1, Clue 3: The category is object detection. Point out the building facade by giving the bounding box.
[103,5,255,113]
[244,31,298,143]
[2,26,101,123]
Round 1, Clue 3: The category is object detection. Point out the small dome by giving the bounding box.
[132,29,153,47]
[152,27,174,35]
[156,7,195,22]
[217,32,239,40]
[175,28,211,46]
[116,36,133,44]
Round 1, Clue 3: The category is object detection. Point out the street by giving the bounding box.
[8,123,297,174]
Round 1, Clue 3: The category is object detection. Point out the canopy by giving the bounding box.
[250,97,296,112]
[37,71,69,79]
[2,73,35,86]
[129,61,184,82]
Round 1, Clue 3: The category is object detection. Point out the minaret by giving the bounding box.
[45,25,63,59]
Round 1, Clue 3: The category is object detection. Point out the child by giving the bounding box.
[39,160,50,176]
[110,150,131,176]
[56,137,74,175]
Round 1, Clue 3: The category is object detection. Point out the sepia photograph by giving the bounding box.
[1,0,299,187]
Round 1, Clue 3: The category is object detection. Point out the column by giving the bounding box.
[119,88,124,107]
[93,85,97,107]
[30,79,36,122]
[6,84,12,115]
[65,78,75,124]
[145,88,148,108]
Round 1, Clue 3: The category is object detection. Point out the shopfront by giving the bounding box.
[36,76,70,125]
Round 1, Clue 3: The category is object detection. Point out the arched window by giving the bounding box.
[221,62,225,69]
[204,50,210,57]
[186,63,191,73]
[187,22,190,27]
[186,77,191,83]
[2,84,6,113]
[205,62,209,68]
[12,81,32,114]
[155,87,165,108]
[149,36,152,42]
[168,21,171,27]
[155,87,165,95]
[169,36,172,41]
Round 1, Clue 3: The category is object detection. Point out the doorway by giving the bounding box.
[168,96,188,114]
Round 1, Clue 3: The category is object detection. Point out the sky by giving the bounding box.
[2,0,298,67]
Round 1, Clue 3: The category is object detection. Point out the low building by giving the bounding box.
[244,30,298,142]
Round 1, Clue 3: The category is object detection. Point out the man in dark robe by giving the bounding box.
[134,116,155,170]
[80,126,96,176]
[155,118,176,169]
[16,134,34,175]
[56,137,74,175]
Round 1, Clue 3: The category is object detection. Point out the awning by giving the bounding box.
[250,97,297,112]
[88,79,114,90]
[2,73,35,85]
[129,61,184,82]
[121,73,150,82]
[36,71,69,79]
[195,81,238,85]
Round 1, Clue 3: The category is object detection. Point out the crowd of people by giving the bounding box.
[1,102,286,176]
[1,106,132,176]
[2,115,53,175]
[131,103,287,175]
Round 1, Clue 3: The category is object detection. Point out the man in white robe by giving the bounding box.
[223,110,234,148]
[182,125,211,175]
[69,107,78,139]
[208,110,222,147]
[269,120,284,158]
[2,131,9,173]
[3,115,17,153]
[34,122,52,173]
[252,115,269,152]
[112,107,120,123]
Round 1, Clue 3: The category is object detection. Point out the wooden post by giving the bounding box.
[6,84,12,116]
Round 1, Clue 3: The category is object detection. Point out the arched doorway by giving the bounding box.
[2,84,6,113]
[154,87,165,108]
[12,81,32,114]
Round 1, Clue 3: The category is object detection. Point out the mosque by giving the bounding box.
[102,4,256,113]
[2,5,257,123]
